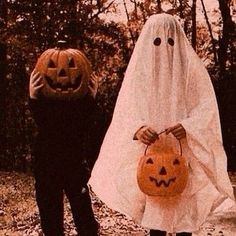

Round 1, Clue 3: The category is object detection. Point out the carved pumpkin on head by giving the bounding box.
[137,142,189,197]
[35,41,91,100]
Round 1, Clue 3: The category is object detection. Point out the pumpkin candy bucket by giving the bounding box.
[34,40,91,100]
[137,134,189,197]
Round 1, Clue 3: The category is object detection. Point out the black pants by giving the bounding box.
[150,229,192,236]
[34,158,98,236]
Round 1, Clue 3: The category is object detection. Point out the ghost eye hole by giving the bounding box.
[173,158,180,165]
[168,38,174,46]
[48,59,56,68]
[153,37,161,46]
[146,158,154,164]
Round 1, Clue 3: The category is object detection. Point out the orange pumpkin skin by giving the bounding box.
[137,147,189,197]
[34,47,91,100]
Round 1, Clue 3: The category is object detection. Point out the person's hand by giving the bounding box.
[88,73,99,98]
[166,123,186,140]
[135,126,159,145]
[29,70,44,99]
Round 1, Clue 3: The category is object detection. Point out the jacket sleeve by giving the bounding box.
[28,98,45,125]
[85,98,109,170]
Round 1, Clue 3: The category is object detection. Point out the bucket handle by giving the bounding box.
[144,129,182,156]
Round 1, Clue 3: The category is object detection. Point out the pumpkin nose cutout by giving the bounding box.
[58,69,66,77]
[159,166,167,175]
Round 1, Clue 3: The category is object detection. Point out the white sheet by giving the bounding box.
[89,13,235,233]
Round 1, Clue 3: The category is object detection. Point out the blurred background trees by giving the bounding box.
[0,0,235,171]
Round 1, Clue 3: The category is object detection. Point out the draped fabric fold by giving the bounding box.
[89,13,235,233]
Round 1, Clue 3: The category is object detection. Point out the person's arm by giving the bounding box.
[28,98,44,122]
[83,95,108,169]
[133,126,159,145]
[165,124,186,140]
[29,69,44,100]
[133,124,186,145]
[133,126,147,140]
[28,70,46,124]
[88,73,99,99]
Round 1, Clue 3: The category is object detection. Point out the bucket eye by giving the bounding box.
[146,158,154,164]
[173,158,180,165]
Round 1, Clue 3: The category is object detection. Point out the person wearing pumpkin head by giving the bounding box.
[29,44,103,236]
[89,13,236,236]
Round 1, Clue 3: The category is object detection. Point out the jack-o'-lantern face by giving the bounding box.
[34,44,91,100]
[137,148,188,197]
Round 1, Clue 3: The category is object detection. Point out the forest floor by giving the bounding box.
[0,171,236,236]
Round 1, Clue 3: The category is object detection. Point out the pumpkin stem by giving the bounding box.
[57,40,68,49]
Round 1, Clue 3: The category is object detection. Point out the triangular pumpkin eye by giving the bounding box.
[146,158,154,164]
[68,58,75,67]
[48,59,56,68]
[173,159,180,165]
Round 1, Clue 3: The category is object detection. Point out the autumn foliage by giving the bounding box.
[0,0,235,171]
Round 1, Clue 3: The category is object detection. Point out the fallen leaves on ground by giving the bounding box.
[0,171,148,236]
[0,171,236,236]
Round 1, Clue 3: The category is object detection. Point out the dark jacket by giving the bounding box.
[29,94,106,173]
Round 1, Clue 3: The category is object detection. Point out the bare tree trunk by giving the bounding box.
[200,0,218,66]
[123,0,130,22]
[123,0,136,47]
[0,0,7,20]
[191,0,197,50]
[156,0,162,13]
[218,0,234,77]
[178,0,188,34]
[179,0,184,18]
[0,0,7,168]
[0,42,7,168]
[67,0,78,48]
[130,0,138,19]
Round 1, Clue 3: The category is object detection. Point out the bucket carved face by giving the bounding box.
[34,47,91,100]
[137,149,188,197]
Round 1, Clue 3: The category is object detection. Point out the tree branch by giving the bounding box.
[200,0,218,65]
[123,0,136,47]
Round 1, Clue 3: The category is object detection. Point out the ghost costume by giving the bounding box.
[89,13,235,233]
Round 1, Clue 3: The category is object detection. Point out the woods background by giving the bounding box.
[0,0,235,172]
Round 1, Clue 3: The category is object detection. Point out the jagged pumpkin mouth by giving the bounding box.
[45,75,82,92]
[149,176,176,187]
